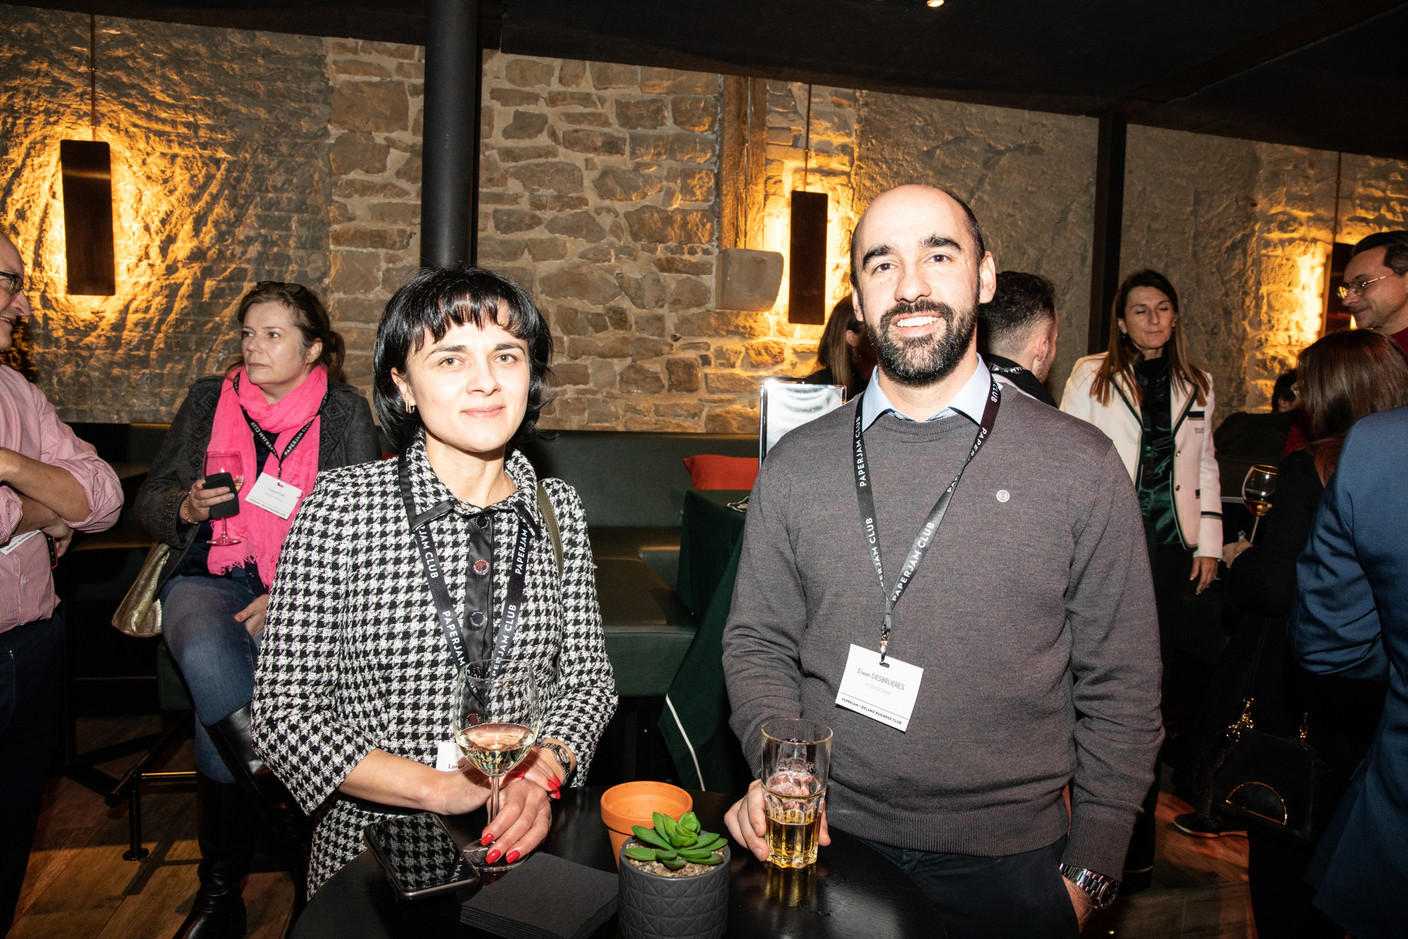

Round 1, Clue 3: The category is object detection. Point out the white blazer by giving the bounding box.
[1060,353,1222,557]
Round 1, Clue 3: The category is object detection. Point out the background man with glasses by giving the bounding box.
[1340,230,1408,354]
[0,228,122,933]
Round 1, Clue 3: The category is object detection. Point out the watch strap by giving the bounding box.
[1059,863,1120,909]
[538,739,574,780]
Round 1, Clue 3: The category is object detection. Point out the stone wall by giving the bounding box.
[1121,126,1262,414]
[0,9,332,420]
[475,55,743,431]
[854,95,1098,393]
[323,38,426,395]
[1245,147,1408,409]
[4,4,1408,427]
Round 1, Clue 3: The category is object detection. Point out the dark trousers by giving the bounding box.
[1126,541,1189,873]
[863,835,1078,939]
[0,613,63,933]
[1247,833,1342,939]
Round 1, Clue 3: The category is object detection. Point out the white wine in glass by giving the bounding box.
[1242,464,1277,541]
[453,659,540,870]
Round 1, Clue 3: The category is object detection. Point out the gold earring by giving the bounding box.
[407,402,416,414]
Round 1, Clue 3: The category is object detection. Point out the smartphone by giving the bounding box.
[364,813,480,901]
[203,472,240,519]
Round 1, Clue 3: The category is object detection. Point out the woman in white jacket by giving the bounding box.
[1060,268,1222,887]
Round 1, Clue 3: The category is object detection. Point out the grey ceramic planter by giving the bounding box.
[617,839,730,939]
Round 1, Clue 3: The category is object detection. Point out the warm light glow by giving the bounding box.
[927,0,946,7]
[1291,251,1326,341]
[758,159,858,329]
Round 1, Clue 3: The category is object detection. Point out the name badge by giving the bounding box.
[436,740,462,772]
[247,472,302,519]
[834,643,923,732]
[0,530,39,555]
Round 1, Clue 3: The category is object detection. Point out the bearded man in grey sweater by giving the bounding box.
[722,184,1163,938]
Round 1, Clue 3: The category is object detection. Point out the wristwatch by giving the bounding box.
[1059,864,1120,909]
[537,739,574,780]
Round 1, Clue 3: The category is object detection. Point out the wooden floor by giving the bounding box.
[13,716,1256,938]
[12,716,293,939]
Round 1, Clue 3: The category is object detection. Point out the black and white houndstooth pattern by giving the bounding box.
[251,435,617,894]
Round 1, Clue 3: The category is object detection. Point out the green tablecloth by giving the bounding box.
[659,490,755,795]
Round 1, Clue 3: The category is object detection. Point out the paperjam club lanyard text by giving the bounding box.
[232,373,327,480]
[852,378,1000,664]
[397,451,532,676]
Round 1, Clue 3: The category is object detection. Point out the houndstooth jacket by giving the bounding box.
[251,434,617,893]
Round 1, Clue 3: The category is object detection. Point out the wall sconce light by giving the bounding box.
[60,15,116,296]
[787,85,827,325]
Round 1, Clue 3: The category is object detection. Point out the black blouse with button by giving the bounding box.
[461,511,495,660]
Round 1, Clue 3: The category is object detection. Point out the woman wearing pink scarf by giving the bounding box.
[137,282,378,939]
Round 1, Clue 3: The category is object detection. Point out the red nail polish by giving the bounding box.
[505,850,520,864]
[550,775,561,788]
[551,789,561,800]
[485,848,502,864]
[480,832,494,846]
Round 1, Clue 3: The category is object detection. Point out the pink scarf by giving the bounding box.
[206,365,327,586]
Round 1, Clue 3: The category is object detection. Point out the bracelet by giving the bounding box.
[178,495,193,525]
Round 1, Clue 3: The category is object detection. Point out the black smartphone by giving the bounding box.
[203,472,240,519]
[364,813,480,901]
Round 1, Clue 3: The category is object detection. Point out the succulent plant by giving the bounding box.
[623,811,726,870]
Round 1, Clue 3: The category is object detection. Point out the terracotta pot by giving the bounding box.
[617,839,730,939]
[599,781,692,868]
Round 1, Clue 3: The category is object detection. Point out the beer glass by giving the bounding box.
[760,718,832,869]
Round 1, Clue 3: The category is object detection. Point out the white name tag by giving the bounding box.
[0,530,39,555]
[436,739,462,772]
[246,472,302,519]
[834,643,923,732]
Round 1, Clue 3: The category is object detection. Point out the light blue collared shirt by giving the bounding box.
[858,356,994,431]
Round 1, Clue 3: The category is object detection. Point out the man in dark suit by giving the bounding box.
[1289,404,1408,939]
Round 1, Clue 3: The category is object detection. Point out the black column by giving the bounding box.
[421,0,480,268]
[1088,112,1126,354]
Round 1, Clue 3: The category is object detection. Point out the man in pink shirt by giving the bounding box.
[1,228,122,932]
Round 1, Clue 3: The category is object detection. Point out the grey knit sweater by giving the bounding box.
[723,387,1163,879]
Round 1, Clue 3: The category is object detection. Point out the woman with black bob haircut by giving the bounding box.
[253,265,617,895]
[374,266,554,452]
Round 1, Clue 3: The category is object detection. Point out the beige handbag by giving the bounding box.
[112,543,171,638]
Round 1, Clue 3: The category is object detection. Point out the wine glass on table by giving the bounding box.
[204,450,245,546]
[453,659,541,870]
[1242,464,1277,542]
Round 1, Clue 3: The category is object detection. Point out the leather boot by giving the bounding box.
[206,702,310,926]
[171,774,252,939]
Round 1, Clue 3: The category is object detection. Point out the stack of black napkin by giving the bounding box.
[461,853,618,939]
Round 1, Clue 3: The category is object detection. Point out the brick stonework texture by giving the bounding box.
[3,4,1407,425]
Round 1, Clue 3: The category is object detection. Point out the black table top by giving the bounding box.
[292,786,942,939]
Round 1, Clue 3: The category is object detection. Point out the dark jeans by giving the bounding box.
[161,569,264,782]
[0,612,63,934]
[862,834,1078,939]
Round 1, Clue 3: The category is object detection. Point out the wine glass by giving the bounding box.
[1242,464,1277,542]
[453,659,541,870]
[204,450,244,546]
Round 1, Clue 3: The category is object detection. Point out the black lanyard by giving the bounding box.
[398,452,532,674]
[233,374,327,480]
[986,361,1028,380]
[852,379,1000,663]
